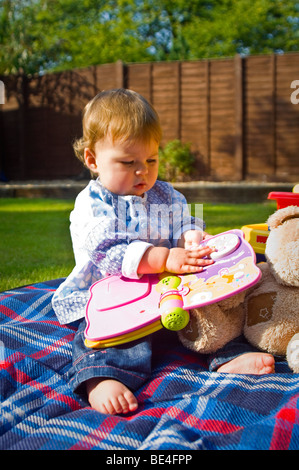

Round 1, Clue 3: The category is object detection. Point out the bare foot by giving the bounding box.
[217,352,275,375]
[86,377,138,415]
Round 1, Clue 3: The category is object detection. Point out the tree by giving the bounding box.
[0,0,154,75]
[0,0,298,76]
[137,0,299,59]
[181,0,299,58]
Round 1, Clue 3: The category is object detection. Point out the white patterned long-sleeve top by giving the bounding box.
[52,179,205,324]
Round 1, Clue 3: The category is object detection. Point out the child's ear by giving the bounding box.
[84,148,98,172]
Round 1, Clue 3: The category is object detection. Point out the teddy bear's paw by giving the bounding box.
[287,333,299,373]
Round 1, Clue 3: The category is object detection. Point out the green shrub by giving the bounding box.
[158,140,195,182]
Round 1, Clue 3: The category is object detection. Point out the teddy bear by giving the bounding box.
[178,204,299,373]
[243,204,299,372]
[178,288,246,354]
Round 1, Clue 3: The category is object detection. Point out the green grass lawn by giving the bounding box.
[0,198,75,291]
[0,198,276,292]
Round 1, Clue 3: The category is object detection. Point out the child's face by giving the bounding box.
[85,137,159,196]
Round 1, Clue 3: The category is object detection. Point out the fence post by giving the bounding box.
[176,61,182,141]
[205,60,211,176]
[270,54,277,177]
[234,54,244,180]
[116,60,126,88]
[18,74,27,179]
[0,80,5,180]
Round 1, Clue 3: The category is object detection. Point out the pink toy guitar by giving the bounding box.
[84,230,261,348]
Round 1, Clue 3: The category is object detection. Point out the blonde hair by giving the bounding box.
[73,88,162,166]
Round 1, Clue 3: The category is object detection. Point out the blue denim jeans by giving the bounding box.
[206,335,257,371]
[68,318,152,395]
[68,319,257,398]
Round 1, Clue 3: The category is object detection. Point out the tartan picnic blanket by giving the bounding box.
[0,278,298,451]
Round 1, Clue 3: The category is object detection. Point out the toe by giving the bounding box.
[124,390,138,412]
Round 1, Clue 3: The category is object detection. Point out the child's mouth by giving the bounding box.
[134,182,146,190]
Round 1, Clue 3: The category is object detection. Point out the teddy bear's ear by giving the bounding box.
[267,205,299,230]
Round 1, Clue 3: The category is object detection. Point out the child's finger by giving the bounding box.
[185,253,214,266]
[188,245,216,258]
[195,257,215,266]
[181,265,204,273]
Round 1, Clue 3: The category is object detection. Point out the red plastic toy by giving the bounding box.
[268,192,299,209]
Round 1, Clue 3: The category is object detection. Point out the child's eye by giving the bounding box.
[147,159,157,164]
[121,161,134,166]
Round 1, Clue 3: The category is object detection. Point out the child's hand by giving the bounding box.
[165,246,214,274]
[180,229,203,249]
[178,229,213,250]
[138,242,215,275]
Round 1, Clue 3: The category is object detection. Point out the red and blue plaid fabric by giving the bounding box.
[0,279,298,450]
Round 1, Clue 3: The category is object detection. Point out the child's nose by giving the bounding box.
[136,163,148,175]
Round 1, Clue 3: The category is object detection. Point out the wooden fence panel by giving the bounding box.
[209,59,237,180]
[126,63,152,103]
[275,54,299,179]
[244,55,276,179]
[1,54,299,182]
[151,62,181,144]
[96,62,124,90]
[180,61,210,177]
